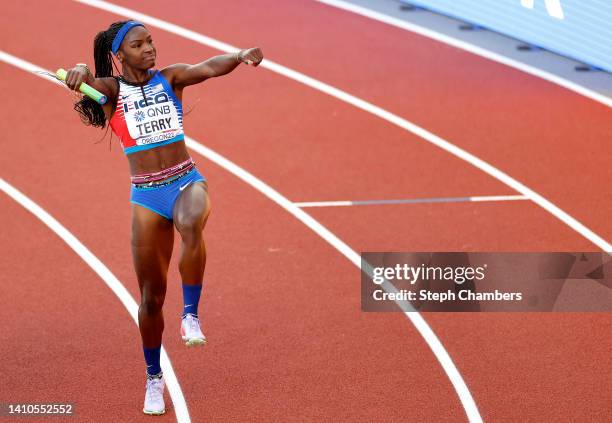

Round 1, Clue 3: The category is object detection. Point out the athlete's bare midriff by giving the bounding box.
[126,140,191,176]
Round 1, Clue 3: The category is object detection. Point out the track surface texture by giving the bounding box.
[1,1,611,422]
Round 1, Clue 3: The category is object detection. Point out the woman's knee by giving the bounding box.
[176,212,208,244]
[178,226,203,248]
[140,291,165,315]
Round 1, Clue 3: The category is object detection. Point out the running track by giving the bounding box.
[1,0,611,421]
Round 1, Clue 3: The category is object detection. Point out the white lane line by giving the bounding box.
[314,0,612,108]
[295,194,529,207]
[0,178,191,423]
[72,0,612,253]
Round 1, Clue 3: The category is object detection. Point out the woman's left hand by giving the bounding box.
[238,47,264,67]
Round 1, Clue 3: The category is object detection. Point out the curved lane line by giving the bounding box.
[315,0,612,108]
[0,177,191,423]
[73,0,612,252]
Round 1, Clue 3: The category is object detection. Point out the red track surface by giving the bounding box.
[1,1,611,421]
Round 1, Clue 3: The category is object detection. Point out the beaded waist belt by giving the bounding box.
[131,157,195,185]
[132,166,195,189]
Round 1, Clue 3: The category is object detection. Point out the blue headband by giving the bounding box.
[111,21,145,55]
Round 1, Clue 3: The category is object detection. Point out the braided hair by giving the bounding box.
[74,20,130,128]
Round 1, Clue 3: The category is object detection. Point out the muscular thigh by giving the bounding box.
[173,181,211,230]
[131,204,175,292]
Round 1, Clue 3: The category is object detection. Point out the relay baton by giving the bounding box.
[56,68,107,105]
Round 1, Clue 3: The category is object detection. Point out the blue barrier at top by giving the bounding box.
[403,0,612,72]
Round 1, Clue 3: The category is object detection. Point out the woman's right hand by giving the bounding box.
[65,66,90,92]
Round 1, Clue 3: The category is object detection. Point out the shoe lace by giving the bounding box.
[146,378,164,402]
[188,315,201,333]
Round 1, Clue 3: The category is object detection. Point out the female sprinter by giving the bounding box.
[64,20,263,415]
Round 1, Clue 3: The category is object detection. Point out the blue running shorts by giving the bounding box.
[130,167,207,220]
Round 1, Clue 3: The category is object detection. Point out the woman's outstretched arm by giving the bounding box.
[164,47,263,88]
